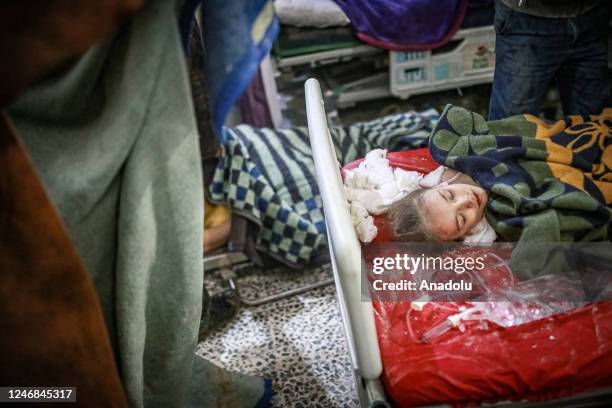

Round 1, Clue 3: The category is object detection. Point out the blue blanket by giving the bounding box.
[211,110,438,267]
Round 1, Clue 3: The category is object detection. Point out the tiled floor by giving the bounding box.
[197,264,360,407]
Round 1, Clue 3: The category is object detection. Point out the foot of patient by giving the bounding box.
[204,219,231,254]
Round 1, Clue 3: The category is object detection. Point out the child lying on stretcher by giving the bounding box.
[388,167,494,242]
[345,149,497,243]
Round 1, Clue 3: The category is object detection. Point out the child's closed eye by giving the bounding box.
[456,213,466,230]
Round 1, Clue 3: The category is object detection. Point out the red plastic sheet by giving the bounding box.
[343,148,612,407]
[375,301,612,407]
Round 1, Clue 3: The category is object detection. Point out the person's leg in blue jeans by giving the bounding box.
[556,2,610,117]
[489,2,572,119]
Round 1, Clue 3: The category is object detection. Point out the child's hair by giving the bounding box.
[387,189,439,242]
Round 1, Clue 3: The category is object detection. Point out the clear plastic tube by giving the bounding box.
[420,319,454,343]
[406,307,420,343]
[407,302,461,343]
[410,272,587,344]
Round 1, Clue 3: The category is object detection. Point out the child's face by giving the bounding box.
[421,183,488,241]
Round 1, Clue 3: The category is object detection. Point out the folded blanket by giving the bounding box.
[275,0,350,28]
[210,110,438,267]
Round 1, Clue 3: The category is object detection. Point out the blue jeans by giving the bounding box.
[489,0,611,119]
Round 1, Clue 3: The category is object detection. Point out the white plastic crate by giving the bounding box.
[390,26,496,99]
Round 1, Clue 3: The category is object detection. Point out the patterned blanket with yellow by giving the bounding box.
[429,105,612,243]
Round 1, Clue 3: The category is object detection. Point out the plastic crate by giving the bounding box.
[390,26,495,99]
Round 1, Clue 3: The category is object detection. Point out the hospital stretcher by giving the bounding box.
[304,78,612,407]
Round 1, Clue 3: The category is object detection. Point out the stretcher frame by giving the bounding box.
[203,252,334,306]
[305,78,389,408]
[304,78,612,408]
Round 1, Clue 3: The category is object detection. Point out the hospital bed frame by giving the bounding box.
[304,78,612,408]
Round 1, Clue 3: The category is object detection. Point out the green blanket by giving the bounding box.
[429,106,612,274]
[9,0,266,406]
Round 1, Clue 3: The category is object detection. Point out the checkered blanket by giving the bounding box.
[209,109,438,267]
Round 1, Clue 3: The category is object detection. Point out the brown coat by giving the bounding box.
[0,1,143,404]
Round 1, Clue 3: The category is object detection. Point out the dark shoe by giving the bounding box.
[198,289,241,341]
